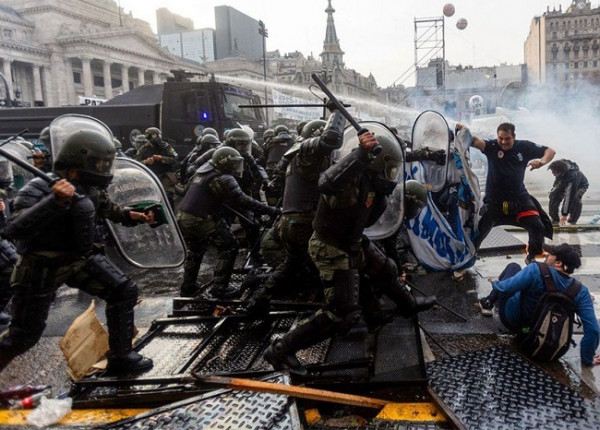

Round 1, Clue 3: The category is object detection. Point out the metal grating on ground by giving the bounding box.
[427,346,600,430]
[371,316,426,383]
[96,373,302,430]
[478,226,525,252]
[71,314,329,406]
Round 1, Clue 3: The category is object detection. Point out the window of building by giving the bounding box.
[111,78,122,88]
[574,62,579,69]
[584,61,588,68]
[73,71,82,84]
[93,75,104,86]
[3,28,13,39]
[594,60,598,67]
[565,62,569,70]
[553,31,557,39]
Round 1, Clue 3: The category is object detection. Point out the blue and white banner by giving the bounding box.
[271,89,321,121]
[406,127,481,271]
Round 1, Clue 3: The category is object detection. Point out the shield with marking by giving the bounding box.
[106,157,186,268]
[410,110,450,192]
[338,121,405,240]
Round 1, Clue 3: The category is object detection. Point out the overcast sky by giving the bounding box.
[120,0,586,87]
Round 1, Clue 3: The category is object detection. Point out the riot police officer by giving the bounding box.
[177,147,280,298]
[263,131,436,375]
[180,134,222,185]
[134,127,179,207]
[246,115,341,316]
[263,125,295,178]
[0,128,154,374]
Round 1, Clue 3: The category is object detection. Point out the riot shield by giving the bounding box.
[1,140,35,189]
[339,121,405,240]
[410,110,450,192]
[49,114,114,158]
[105,158,186,268]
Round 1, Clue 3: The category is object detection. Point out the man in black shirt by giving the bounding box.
[458,122,555,264]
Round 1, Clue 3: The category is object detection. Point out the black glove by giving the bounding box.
[325,98,337,112]
[268,206,281,218]
[428,149,446,166]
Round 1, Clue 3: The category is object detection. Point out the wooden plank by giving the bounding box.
[199,375,388,409]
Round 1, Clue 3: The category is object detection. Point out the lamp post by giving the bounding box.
[320,67,331,120]
[258,20,269,127]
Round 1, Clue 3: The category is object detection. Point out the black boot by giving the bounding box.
[264,338,307,376]
[264,314,337,376]
[106,351,153,374]
[105,294,153,375]
[386,281,436,318]
[179,282,199,298]
[244,285,271,317]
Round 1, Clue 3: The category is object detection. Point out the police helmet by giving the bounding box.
[301,119,327,139]
[274,125,289,136]
[144,127,162,140]
[198,134,221,150]
[404,179,428,219]
[134,134,149,149]
[262,129,275,143]
[112,138,123,151]
[225,128,251,155]
[53,129,116,188]
[368,134,403,182]
[210,146,244,178]
[296,121,307,136]
[39,126,51,144]
[145,126,166,148]
[201,127,218,137]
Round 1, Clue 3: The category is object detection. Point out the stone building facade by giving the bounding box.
[0,0,205,107]
[525,0,600,87]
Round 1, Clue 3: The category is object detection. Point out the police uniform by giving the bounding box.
[134,140,178,206]
[177,159,278,298]
[247,111,345,315]
[0,176,152,373]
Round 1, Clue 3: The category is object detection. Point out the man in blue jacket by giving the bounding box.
[479,243,600,366]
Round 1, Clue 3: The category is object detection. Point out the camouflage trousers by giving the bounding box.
[262,213,319,296]
[177,211,238,290]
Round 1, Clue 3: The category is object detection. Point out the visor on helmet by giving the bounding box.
[231,158,244,178]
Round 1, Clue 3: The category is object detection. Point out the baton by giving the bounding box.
[0,129,29,148]
[311,73,381,155]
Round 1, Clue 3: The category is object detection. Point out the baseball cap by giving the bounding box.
[542,243,581,274]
